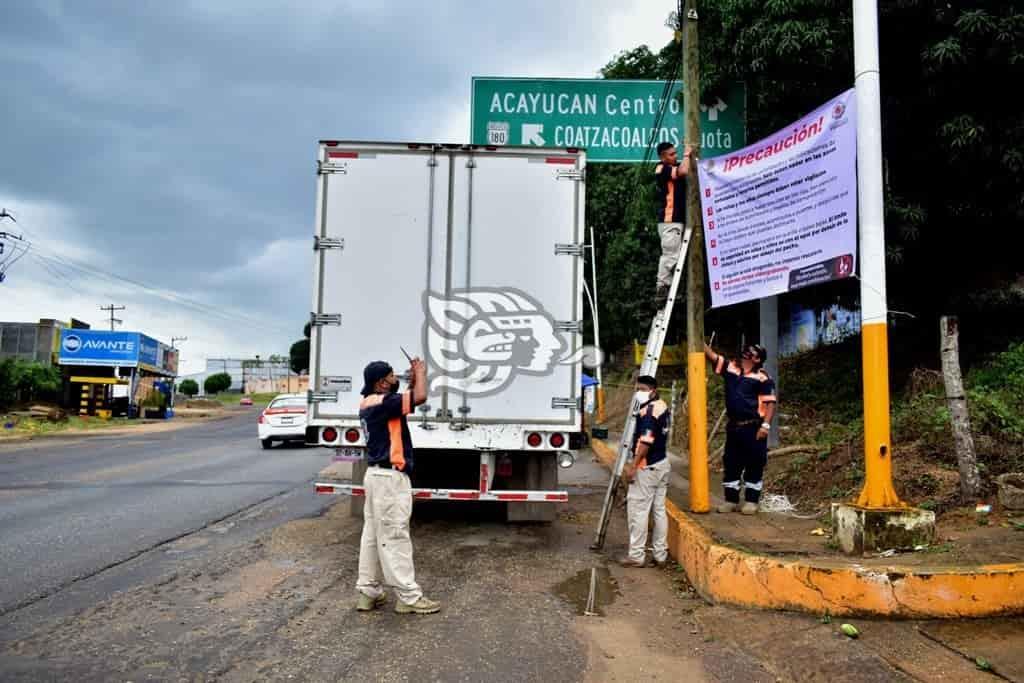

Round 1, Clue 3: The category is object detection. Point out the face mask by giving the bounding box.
[634,390,652,405]
[388,380,400,394]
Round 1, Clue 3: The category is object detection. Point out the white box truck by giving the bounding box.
[309,141,587,521]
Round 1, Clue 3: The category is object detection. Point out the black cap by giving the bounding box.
[361,361,393,396]
[744,344,768,364]
[637,374,658,388]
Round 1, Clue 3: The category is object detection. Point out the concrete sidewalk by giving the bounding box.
[592,438,1024,620]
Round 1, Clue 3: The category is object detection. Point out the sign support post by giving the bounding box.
[683,0,710,513]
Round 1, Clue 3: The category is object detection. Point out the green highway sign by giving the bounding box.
[471,77,746,163]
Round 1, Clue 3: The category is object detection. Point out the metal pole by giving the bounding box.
[588,226,606,424]
[759,297,780,448]
[854,0,902,508]
[683,0,709,513]
[668,380,679,444]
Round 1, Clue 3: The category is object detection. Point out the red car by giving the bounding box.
[239,396,254,406]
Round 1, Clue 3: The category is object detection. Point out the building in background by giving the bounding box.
[179,358,293,396]
[0,317,90,366]
[244,374,309,395]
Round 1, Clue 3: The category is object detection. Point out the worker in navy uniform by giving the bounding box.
[355,358,441,614]
[705,342,777,514]
[618,374,672,568]
[653,141,694,306]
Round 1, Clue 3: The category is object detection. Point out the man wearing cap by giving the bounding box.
[705,342,777,515]
[618,374,672,568]
[355,357,441,615]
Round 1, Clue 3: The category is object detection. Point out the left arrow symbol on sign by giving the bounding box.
[522,123,545,146]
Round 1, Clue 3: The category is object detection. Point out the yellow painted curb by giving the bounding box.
[591,439,1024,618]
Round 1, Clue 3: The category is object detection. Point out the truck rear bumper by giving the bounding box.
[313,483,567,502]
[313,450,568,503]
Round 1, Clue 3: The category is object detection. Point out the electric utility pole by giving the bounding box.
[683,0,710,513]
[100,304,125,331]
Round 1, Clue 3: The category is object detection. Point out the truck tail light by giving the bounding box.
[526,432,543,448]
[344,428,360,443]
[549,433,565,448]
[322,427,339,443]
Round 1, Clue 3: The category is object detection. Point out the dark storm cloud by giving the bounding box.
[1,1,667,345]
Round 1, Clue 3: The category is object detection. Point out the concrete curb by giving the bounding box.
[591,438,1024,618]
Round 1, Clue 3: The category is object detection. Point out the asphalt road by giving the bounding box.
[0,411,333,618]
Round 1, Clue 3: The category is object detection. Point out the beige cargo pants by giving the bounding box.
[657,222,684,289]
[626,457,671,563]
[356,467,423,606]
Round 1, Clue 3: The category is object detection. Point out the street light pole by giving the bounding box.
[853,0,902,508]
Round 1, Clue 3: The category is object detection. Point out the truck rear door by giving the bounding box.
[311,143,450,421]
[445,148,584,427]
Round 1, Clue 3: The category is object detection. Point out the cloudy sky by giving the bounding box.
[0,1,674,375]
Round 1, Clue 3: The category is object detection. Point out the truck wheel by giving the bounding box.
[506,451,557,523]
[261,438,273,450]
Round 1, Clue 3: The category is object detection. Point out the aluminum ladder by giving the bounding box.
[590,225,694,551]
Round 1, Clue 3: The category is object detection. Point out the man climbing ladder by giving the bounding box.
[653,141,694,306]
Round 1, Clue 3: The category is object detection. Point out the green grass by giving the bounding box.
[0,415,138,439]
[208,392,278,407]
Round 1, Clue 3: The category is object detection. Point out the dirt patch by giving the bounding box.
[213,560,303,610]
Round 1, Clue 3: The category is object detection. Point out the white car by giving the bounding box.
[257,394,308,449]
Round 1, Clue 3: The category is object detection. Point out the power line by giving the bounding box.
[19,238,295,335]
[0,209,296,335]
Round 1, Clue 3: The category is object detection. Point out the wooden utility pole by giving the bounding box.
[683,0,709,513]
[100,304,125,331]
[940,316,981,501]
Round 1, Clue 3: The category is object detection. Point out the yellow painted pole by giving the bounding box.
[683,0,709,513]
[853,0,903,509]
[596,386,606,424]
[856,323,902,507]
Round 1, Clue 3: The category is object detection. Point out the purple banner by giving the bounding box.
[697,89,857,308]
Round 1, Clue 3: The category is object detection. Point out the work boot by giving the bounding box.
[655,285,669,307]
[716,502,738,513]
[616,554,649,568]
[653,557,669,569]
[356,592,387,612]
[740,502,759,515]
[395,596,441,614]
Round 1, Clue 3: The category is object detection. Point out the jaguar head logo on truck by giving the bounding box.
[423,288,568,398]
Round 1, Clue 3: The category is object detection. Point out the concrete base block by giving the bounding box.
[831,503,936,555]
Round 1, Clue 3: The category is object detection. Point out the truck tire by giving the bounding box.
[261,438,273,450]
[506,451,558,523]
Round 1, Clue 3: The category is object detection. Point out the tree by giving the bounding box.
[0,358,61,407]
[204,372,232,395]
[179,379,199,397]
[698,1,1024,347]
[586,4,1024,358]
[289,322,311,374]
[290,339,310,374]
